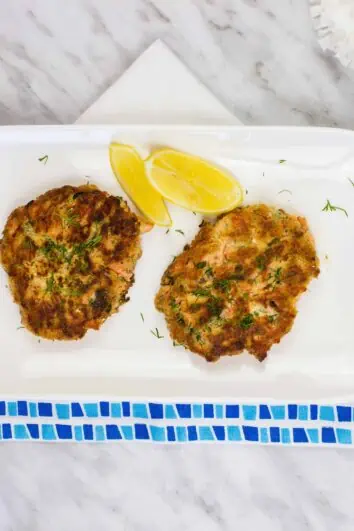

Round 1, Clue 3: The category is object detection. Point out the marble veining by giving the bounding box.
[0,1,354,530]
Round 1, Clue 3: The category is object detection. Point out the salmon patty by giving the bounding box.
[155,204,320,362]
[0,184,145,340]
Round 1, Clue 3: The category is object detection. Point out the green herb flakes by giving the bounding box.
[322,199,348,218]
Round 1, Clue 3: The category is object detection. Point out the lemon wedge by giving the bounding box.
[145,149,243,214]
[109,143,171,227]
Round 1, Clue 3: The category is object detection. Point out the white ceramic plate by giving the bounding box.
[1,124,354,400]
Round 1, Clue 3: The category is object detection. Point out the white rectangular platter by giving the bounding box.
[0,124,353,401]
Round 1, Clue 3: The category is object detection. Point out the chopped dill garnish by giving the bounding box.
[268,314,277,323]
[279,159,286,164]
[17,326,25,330]
[192,211,196,216]
[213,278,231,292]
[205,266,213,277]
[38,154,48,164]
[45,273,57,293]
[175,229,185,236]
[41,239,68,262]
[63,209,80,228]
[73,233,102,255]
[239,313,254,330]
[165,229,170,234]
[348,178,354,187]
[273,267,282,284]
[196,261,207,269]
[169,299,179,311]
[140,312,144,322]
[150,328,164,339]
[193,288,210,297]
[207,297,223,317]
[278,189,292,195]
[322,199,348,218]
[256,255,266,271]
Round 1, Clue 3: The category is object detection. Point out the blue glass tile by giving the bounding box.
[336,429,352,445]
[71,403,84,417]
[14,424,29,440]
[298,405,308,421]
[307,429,319,444]
[203,404,214,419]
[322,427,336,444]
[0,402,5,415]
[38,402,53,417]
[95,425,105,441]
[281,428,291,444]
[122,402,131,417]
[260,427,269,443]
[135,423,149,440]
[2,424,11,439]
[42,424,56,441]
[27,423,39,439]
[100,401,110,417]
[150,426,166,442]
[270,427,280,443]
[199,426,214,441]
[167,426,176,442]
[29,402,37,417]
[133,403,148,419]
[215,405,224,419]
[121,426,133,440]
[7,402,17,417]
[288,404,297,420]
[74,426,83,441]
[165,404,177,419]
[17,401,28,416]
[270,406,285,420]
[83,424,94,440]
[242,426,259,441]
[226,405,239,418]
[337,406,351,422]
[176,404,191,418]
[111,403,122,418]
[83,403,98,418]
[227,426,242,441]
[259,405,271,419]
[320,406,335,422]
[242,405,257,421]
[106,425,122,440]
[212,426,226,441]
[56,424,72,440]
[149,403,163,419]
[293,428,308,443]
[187,426,198,441]
[310,405,318,420]
[192,404,203,419]
[176,426,187,442]
[56,403,70,419]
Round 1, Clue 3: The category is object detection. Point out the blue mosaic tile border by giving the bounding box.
[0,401,351,423]
[0,422,351,445]
[0,400,352,445]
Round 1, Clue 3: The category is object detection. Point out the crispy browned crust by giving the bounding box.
[0,185,142,340]
[155,204,320,362]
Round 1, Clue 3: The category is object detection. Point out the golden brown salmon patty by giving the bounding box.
[156,204,320,362]
[0,185,144,340]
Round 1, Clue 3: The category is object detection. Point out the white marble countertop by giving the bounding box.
[1,1,354,530]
